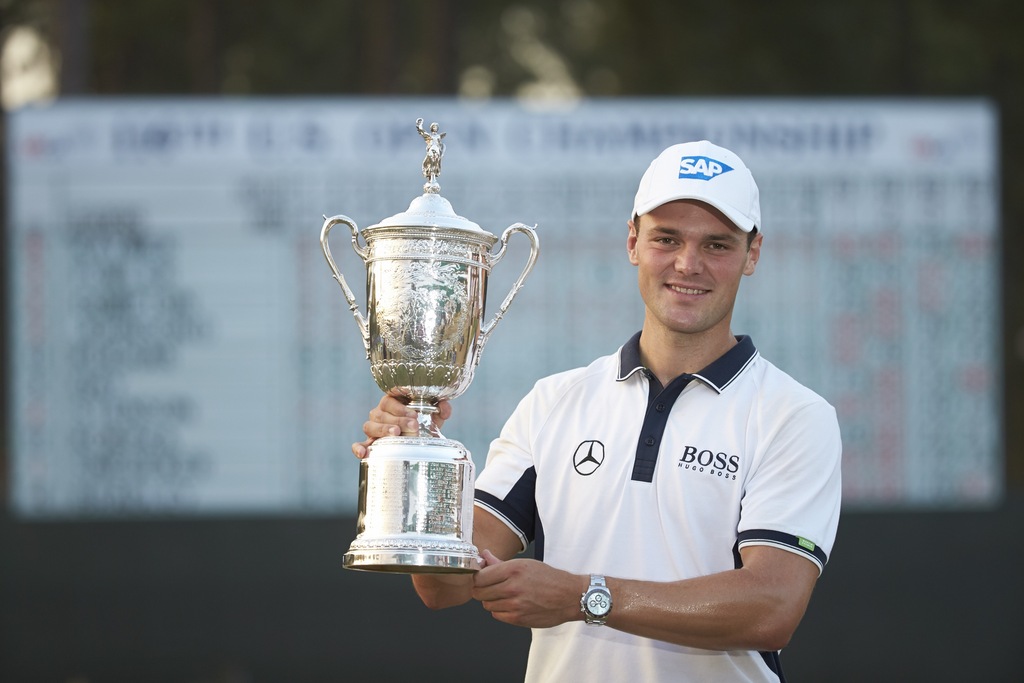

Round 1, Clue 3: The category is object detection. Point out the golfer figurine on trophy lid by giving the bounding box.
[320,118,540,573]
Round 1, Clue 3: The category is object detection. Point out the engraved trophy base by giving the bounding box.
[343,435,480,574]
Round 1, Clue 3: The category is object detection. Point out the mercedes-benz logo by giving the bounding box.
[573,440,605,476]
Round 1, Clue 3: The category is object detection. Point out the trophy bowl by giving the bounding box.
[321,119,539,573]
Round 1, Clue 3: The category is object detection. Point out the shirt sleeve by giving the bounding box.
[473,388,542,553]
[736,398,843,575]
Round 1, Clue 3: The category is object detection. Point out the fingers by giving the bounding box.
[353,395,418,459]
[473,551,510,589]
[353,396,456,459]
[366,395,418,438]
[364,416,411,438]
[382,392,413,412]
[351,424,400,459]
[423,399,451,435]
[351,439,371,460]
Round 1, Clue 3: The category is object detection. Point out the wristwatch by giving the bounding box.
[580,574,612,625]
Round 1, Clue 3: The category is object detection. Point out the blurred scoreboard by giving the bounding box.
[5,98,999,516]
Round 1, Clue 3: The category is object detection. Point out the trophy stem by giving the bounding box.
[409,400,444,438]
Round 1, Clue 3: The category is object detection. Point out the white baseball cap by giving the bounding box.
[632,140,761,233]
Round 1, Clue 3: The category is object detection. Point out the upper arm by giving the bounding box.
[474,505,525,561]
[737,544,820,635]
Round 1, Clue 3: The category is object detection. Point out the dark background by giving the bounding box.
[1,1,1022,681]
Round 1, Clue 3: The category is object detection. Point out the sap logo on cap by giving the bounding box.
[678,156,734,181]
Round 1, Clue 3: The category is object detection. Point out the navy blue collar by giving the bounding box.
[616,331,758,393]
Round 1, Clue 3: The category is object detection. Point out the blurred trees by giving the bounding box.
[2,0,1019,99]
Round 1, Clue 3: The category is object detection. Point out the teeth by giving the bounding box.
[670,285,706,295]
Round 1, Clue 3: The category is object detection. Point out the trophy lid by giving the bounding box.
[368,117,491,236]
[372,192,487,233]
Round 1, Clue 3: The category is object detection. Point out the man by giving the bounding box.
[353,140,842,682]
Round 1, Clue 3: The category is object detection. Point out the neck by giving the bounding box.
[638,325,737,388]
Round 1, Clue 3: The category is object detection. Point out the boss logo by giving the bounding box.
[678,156,734,181]
[677,445,740,480]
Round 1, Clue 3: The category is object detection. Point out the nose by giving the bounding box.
[674,244,703,274]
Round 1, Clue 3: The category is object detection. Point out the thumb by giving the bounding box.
[479,549,503,568]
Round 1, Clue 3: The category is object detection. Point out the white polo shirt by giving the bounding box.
[475,332,842,683]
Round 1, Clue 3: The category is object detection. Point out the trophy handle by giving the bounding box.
[480,223,540,343]
[320,214,371,354]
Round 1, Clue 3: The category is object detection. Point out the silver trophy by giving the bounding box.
[321,118,540,573]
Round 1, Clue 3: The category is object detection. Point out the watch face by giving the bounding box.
[586,589,611,616]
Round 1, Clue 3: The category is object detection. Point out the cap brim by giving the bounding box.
[634,193,757,233]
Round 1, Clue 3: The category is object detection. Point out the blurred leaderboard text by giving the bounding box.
[5,98,1000,517]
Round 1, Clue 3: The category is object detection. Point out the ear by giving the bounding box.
[743,232,763,276]
[627,218,639,266]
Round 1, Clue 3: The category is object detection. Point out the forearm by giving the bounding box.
[605,564,811,651]
[412,573,475,610]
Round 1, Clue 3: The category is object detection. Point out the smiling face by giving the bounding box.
[628,199,762,353]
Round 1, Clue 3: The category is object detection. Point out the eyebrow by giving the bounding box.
[648,225,743,244]
[705,232,744,244]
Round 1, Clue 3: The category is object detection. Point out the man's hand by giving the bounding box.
[351,394,452,458]
[472,550,585,628]
[413,512,522,611]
